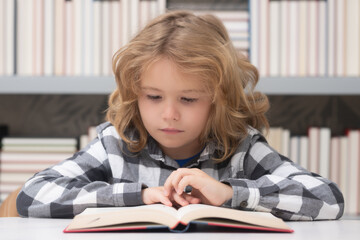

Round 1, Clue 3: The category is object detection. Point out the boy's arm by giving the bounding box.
[223,135,344,221]
[16,137,144,218]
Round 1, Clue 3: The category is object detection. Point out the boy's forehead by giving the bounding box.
[140,58,207,90]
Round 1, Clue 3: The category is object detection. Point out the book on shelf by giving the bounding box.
[44,0,54,76]
[319,128,331,178]
[347,130,360,215]
[63,204,293,233]
[0,0,15,76]
[289,136,299,164]
[299,136,309,170]
[308,127,320,174]
[338,136,350,215]
[345,0,360,76]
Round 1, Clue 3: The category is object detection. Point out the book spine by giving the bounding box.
[307,0,317,76]
[346,0,360,76]
[0,0,5,76]
[92,0,102,76]
[83,0,92,76]
[44,0,54,76]
[318,0,326,76]
[258,0,269,77]
[298,1,307,77]
[102,0,111,76]
[327,0,335,77]
[330,137,340,184]
[73,0,83,76]
[111,0,121,73]
[7,0,15,76]
[269,0,280,76]
[319,128,331,179]
[347,130,360,215]
[288,0,298,76]
[290,136,299,165]
[279,0,288,76]
[249,0,259,69]
[299,136,308,169]
[308,127,320,174]
[64,0,74,76]
[54,0,65,76]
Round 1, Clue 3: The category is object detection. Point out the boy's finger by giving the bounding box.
[160,195,173,207]
[172,191,189,207]
[163,170,187,196]
[182,193,201,204]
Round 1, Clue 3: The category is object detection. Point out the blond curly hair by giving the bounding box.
[107,11,269,162]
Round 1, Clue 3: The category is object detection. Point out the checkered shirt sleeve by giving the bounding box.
[225,131,344,220]
[16,123,145,218]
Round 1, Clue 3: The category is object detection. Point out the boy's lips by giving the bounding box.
[160,128,184,134]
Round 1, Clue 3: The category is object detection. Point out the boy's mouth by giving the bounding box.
[160,128,184,134]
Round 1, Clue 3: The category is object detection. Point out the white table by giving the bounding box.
[1,217,360,240]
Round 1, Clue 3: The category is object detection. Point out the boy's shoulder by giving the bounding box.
[246,126,262,138]
[95,122,138,141]
[238,126,266,149]
[95,122,120,140]
[96,121,114,133]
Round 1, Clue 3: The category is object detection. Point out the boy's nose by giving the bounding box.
[162,103,180,121]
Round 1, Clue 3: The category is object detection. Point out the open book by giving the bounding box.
[64,204,293,233]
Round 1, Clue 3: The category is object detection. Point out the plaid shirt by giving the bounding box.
[17,122,344,220]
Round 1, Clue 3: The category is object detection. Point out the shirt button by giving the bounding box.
[240,201,248,208]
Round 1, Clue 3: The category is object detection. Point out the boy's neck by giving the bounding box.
[161,143,205,160]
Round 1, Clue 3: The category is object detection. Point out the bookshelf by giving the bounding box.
[1,76,360,95]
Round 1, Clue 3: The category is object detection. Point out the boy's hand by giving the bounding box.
[163,168,233,207]
[142,186,201,207]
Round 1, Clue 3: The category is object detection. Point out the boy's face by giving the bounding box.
[138,57,212,160]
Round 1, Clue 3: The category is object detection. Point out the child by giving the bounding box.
[17,11,344,220]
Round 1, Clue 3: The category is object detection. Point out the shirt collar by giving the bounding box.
[143,137,218,167]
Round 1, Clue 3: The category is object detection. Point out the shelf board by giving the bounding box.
[0,76,116,94]
[0,76,359,95]
[256,77,360,95]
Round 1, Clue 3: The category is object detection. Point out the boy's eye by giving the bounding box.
[181,97,198,103]
[146,95,162,101]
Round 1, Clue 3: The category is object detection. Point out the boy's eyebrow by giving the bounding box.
[141,86,205,93]
[140,86,161,91]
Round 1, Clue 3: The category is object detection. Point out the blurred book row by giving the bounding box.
[265,126,360,216]
[250,0,360,77]
[0,0,248,77]
[0,126,97,203]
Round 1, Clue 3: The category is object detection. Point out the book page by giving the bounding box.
[80,204,177,216]
[67,204,179,231]
[177,204,291,231]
